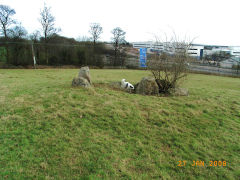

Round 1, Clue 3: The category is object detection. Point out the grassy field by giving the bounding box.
[0,69,239,179]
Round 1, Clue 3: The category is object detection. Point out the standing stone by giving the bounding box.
[72,77,91,87]
[78,66,91,84]
[136,77,159,95]
[72,66,92,87]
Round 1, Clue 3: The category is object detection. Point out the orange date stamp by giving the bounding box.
[178,160,227,167]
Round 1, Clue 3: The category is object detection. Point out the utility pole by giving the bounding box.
[31,42,37,69]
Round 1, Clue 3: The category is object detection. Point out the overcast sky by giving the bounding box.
[1,0,240,46]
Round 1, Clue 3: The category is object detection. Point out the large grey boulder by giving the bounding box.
[135,77,159,95]
[78,66,91,84]
[72,77,91,87]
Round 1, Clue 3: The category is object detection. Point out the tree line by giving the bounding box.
[0,4,128,67]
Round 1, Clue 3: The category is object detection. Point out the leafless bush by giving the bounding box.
[147,33,192,93]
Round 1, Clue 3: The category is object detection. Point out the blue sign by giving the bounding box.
[140,48,147,67]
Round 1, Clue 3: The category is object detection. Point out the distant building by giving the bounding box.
[132,42,240,60]
[133,41,163,52]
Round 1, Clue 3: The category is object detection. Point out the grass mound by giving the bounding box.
[0,69,239,179]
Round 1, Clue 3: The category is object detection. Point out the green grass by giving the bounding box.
[0,69,239,179]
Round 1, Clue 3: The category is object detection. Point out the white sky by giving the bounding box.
[1,0,240,46]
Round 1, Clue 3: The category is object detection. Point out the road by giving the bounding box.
[189,65,240,77]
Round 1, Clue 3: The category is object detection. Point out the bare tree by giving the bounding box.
[39,3,60,64]
[29,30,40,42]
[0,5,16,63]
[9,24,27,39]
[147,33,192,94]
[39,3,59,42]
[111,27,126,66]
[89,23,103,45]
[77,35,91,42]
[0,5,16,38]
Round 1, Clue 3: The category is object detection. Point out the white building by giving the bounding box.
[229,46,240,56]
[187,44,204,59]
[132,42,240,60]
[133,41,163,52]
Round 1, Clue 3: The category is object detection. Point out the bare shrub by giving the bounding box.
[147,34,192,94]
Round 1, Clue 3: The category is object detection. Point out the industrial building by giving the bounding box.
[132,42,240,60]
